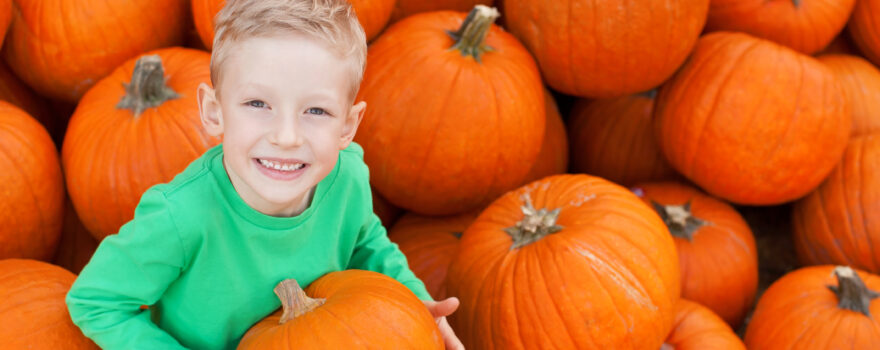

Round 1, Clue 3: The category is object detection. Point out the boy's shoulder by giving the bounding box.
[150,145,223,199]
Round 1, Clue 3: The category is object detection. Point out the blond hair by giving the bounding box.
[211,0,367,100]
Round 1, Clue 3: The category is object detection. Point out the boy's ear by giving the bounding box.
[198,83,224,136]
[339,101,366,149]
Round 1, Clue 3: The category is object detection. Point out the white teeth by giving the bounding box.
[258,159,304,172]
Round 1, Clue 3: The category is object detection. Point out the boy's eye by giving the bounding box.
[246,100,267,108]
[307,107,327,116]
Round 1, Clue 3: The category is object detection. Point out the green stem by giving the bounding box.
[274,279,326,324]
[650,201,707,241]
[447,5,500,63]
[827,266,880,317]
[503,193,563,249]
[117,55,180,117]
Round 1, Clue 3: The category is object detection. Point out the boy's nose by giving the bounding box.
[269,116,304,148]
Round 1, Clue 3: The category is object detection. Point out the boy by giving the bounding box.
[65,0,463,349]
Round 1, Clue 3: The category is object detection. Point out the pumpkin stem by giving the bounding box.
[639,89,658,99]
[117,55,180,117]
[447,5,500,63]
[660,343,675,350]
[503,193,563,250]
[650,201,706,241]
[451,231,463,239]
[792,0,800,7]
[274,279,326,324]
[827,266,880,317]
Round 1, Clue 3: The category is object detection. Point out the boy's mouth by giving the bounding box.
[256,158,308,172]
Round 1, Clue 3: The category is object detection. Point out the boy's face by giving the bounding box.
[198,34,365,217]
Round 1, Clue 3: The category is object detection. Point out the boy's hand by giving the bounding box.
[423,297,465,350]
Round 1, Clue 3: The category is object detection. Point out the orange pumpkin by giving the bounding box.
[0,259,99,349]
[387,212,478,300]
[521,90,568,184]
[0,101,64,261]
[745,266,880,348]
[654,32,850,205]
[371,189,402,227]
[238,270,443,349]
[0,60,52,135]
[356,6,545,215]
[663,300,746,350]
[818,54,880,137]
[848,0,880,66]
[447,174,680,349]
[793,135,880,273]
[0,0,10,47]
[390,0,492,22]
[633,182,758,328]
[569,92,678,186]
[4,0,188,102]
[52,200,99,275]
[62,48,221,240]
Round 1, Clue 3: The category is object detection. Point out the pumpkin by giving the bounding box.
[819,33,859,55]
[387,212,478,300]
[569,91,678,186]
[52,200,99,275]
[356,6,545,215]
[502,0,709,98]
[633,182,758,328]
[193,0,394,48]
[0,60,53,136]
[792,135,880,273]
[705,0,856,54]
[62,48,221,240]
[0,0,10,47]
[390,0,492,23]
[446,174,680,349]
[744,265,880,348]
[237,270,443,349]
[521,90,568,184]
[3,0,188,102]
[371,189,402,228]
[0,259,99,349]
[0,101,64,260]
[818,54,880,137]
[848,0,880,66]
[662,300,746,350]
[653,32,850,205]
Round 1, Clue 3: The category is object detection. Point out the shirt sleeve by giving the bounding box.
[347,212,434,301]
[66,189,189,350]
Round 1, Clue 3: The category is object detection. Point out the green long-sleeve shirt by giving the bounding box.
[66,143,431,350]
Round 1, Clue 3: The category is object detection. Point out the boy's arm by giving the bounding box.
[66,190,188,350]
[347,212,434,301]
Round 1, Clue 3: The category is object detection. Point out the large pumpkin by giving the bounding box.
[390,0,492,22]
[654,32,850,205]
[0,259,99,349]
[355,6,545,215]
[848,0,880,66]
[371,190,402,228]
[447,174,680,349]
[705,0,856,54]
[793,135,880,273]
[387,212,478,300]
[238,270,442,349]
[62,48,220,240]
[818,54,880,136]
[633,182,758,328]
[503,0,709,98]
[51,200,99,275]
[0,101,64,260]
[569,91,678,186]
[0,60,52,136]
[4,0,188,102]
[663,300,746,350]
[745,265,880,348]
[521,90,568,184]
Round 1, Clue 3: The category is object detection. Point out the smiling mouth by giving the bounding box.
[256,158,307,172]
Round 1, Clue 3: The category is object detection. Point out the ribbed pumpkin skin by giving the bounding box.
[522,90,568,184]
[654,32,850,205]
[633,182,758,328]
[191,0,225,49]
[447,174,680,349]
[390,0,492,22]
[62,48,220,240]
[848,0,880,66]
[569,94,678,187]
[52,200,98,275]
[0,0,11,47]
[371,190,402,228]
[0,60,51,134]
[237,270,443,349]
[663,300,746,350]
[0,259,99,349]
[744,266,880,349]
[387,212,477,300]
[818,54,880,137]
[503,0,709,98]
[706,0,856,54]
[793,135,880,273]
[0,102,64,260]
[4,0,188,102]
[355,11,545,216]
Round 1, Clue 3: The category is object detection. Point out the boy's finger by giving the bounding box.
[434,297,460,317]
[439,318,465,350]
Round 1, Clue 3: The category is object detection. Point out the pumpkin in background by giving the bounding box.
[818,54,880,136]
[447,174,680,349]
[238,270,443,349]
[371,189,402,228]
[387,212,478,300]
[848,0,880,66]
[62,48,221,240]
[191,0,225,49]
[522,90,568,184]
[633,182,758,328]
[4,0,188,102]
[356,6,545,216]
[744,266,880,348]
[52,200,99,275]
[569,91,678,186]
[662,300,746,350]
[0,259,99,349]
[0,102,64,261]
[654,32,850,205]
[705,0,856,54]
[503,0,709,98]
[793,135,880,273]
[819,33,859,56]
[0,60,53,136]
[390,0,492,22]
[0,0,10,47]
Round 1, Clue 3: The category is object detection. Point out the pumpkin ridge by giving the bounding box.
[533,242,580,348]
[0,128,51,249]
[817,174,853,264]
[762,55,807,166]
